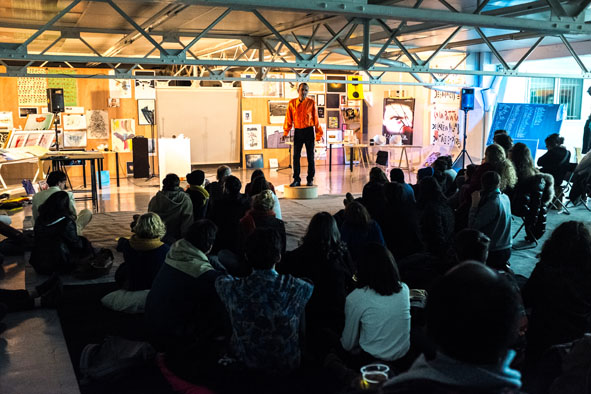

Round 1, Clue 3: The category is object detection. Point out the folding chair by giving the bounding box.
[512,217,539,250]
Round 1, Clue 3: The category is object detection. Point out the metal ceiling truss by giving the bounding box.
[0,0,588,85]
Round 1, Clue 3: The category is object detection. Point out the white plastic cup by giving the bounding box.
[360,363,389,387]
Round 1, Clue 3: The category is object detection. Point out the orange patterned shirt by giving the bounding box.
[283,97,323,141]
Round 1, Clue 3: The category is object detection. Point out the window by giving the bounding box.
[528,77,583,120]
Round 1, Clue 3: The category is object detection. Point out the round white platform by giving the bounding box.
[283,185,318,199]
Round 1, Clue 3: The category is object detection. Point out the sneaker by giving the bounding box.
[289,180,301,187]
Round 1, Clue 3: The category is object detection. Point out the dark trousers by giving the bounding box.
[487,248,511,271]
[293,127,315,182]
[0,289,34,312]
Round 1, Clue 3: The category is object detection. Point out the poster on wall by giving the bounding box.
[17,68,47,106]
[430,106,460,155]
[62,114,87,131]
[383,98,415,145]
[0,112,13,129]
[24,113,54,131]
[19,107,38,118]
[327,76,346,93]
[86,110,109,139]
[111,118,136,152]
[0,130,10,148]
[63,131,87,148]
[327,110,340,129]
[109,76,133,99]
[242,110,252,123]
[268,101,288,124]
[243,124,262,150]
[265,125,289,149]
[47,68,78,106]
[134,70,156,100]
[137,99,155,125]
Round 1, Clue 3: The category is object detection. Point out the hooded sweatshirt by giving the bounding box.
[145,239,228,346]
[148,188,193,243]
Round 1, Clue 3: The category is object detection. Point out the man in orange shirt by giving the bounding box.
[283,83,323,187]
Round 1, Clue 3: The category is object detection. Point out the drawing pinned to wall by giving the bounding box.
[0,112,13,129]
[242,110,252,123]
[111,119,136,152]
[62,114,87,131]
[0,130,10,148]
[268,101,288,124]
[108,97,120,107]
[19,107,38,118]
[17,68,47,106]
[109,76,132,99]
[318,107,325,119]
[134,71,156,100]
[86,110,109,139]
[137,99,155,125]
[327,110,340,129]
[24,113,54,131]
[265,125,289,149]
[317,94,325,106]
[47,68,78,106]
[243,124,262,150]
[38,133,55,149]
[63,131,87,148]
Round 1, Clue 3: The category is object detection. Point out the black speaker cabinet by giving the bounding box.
[132,137,150,178]
[460,88,475,111]
[47,88,65,113]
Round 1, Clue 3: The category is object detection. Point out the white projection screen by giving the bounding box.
[155,87,241,165]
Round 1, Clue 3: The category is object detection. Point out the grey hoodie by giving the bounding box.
[148,188,193,242]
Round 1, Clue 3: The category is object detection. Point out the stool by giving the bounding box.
[284,185,318,199]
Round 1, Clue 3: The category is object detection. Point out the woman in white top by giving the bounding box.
[341,242,411,362]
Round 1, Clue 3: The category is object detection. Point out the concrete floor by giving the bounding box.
[0,163,377,394]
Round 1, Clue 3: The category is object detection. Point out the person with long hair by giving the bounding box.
[339,201,385,263]
[538,133,570,197]
[240,190,286,258]
[278,212,355,360]
[341,243,410,364]
[523,221,591,362]
[30,191,93,274]
[467,144,517,199]
[416,177,454,258]
[244,169,276,197]
[248,175,281,219]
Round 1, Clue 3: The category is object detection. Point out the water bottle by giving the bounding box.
[23,216,34,231]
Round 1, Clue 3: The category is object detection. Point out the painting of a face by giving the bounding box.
[383,103,413,134]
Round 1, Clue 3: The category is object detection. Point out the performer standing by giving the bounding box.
[283,83,323,187]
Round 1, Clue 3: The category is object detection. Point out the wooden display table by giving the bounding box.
[284,185,318,199]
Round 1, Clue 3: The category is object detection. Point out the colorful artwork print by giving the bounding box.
[47,68,78,106]
[86,110,109,139]
[245,154,264,169]
[24,133,42,147]
[18,68,47,106]
[62,114,87,131]
[265,126,289,149]
[38,133,55,149]
[13,134,27,148]
[430,106,460,154]
[63,131,87,148]
[383,98,415,145]
[243,124,262,150]
[0,130,10,148]
[111,119,136,152]
[24,113,54,131]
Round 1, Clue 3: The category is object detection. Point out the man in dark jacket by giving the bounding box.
[145,219,229,361]
[382,262,524,394]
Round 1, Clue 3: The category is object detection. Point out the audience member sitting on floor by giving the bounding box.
[390,168,415,203]
[494,132,514,157]
[148,173,193,244]
[382,262,523,393]
[115,212,170,291]
[30,191,94,275]
[240,190,286,257]
[185,170,209,221]
[145,219,229,361]
[341,243,410,368]
[469,171,512,271]
[432,157,456,197]
[244,169,276,197]
[382,182,422,260]
[416,176,454,259]
[453,228,490,264]
[277,212,355,361]
[208,175,250,255]
[339,201,385,264]
[248,175,282,219]
[32,170,92,235]
[522,221,591,363]
[206,165,231,211]
[361,167,389,222]
[466,143,517,202]
[215,228,313,374]
[537,133,571,198]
